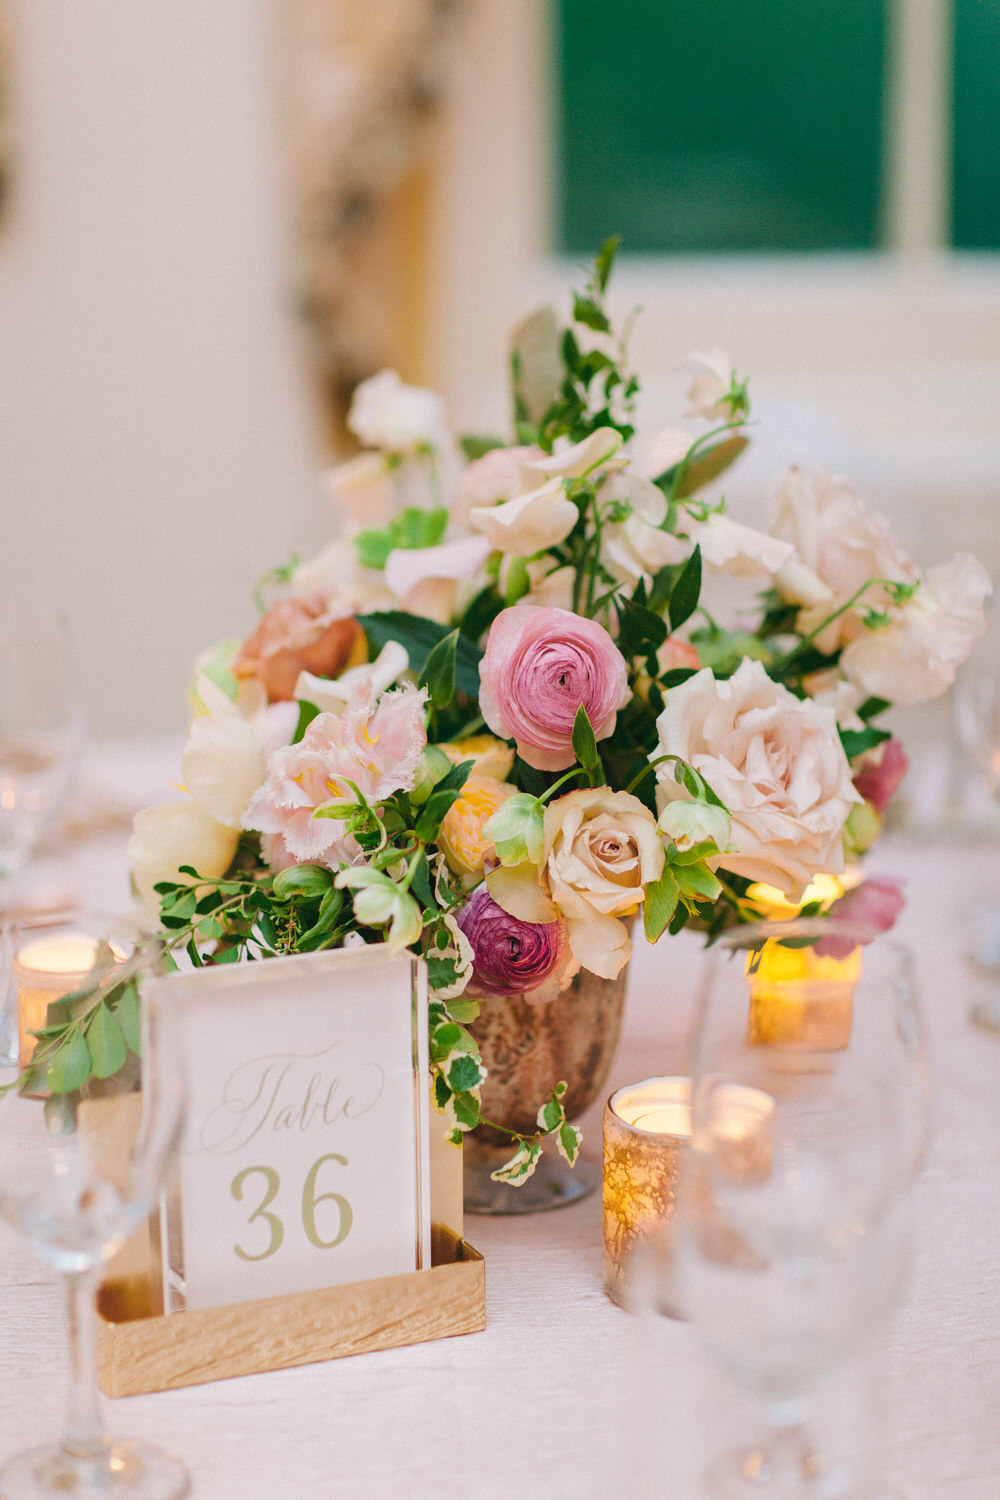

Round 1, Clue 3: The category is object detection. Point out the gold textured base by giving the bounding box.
[96,1225,484,1396]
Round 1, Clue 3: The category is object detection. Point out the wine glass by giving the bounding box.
[0,961,189,1498]
[674,918,928,1499]
[955,624,1000,1031]
[0,606,85,906]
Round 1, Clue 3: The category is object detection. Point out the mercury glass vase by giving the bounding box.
[464,962,629,1215]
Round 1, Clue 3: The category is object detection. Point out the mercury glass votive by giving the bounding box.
[746,939,861,1051]
[13,931,100,1069]
[603,1077,692,1310]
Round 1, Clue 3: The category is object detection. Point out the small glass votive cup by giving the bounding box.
[603,1077,692,1313]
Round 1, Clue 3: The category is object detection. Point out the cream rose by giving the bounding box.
[840,553,991,705]
[489,789,664,980]
[652,658,861,900]
[128,801,239,915]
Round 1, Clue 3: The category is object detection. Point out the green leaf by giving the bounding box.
[593,235,620,294]
[353,528,395,570]
[661,667,698,690]
[116,982,142,1057]
[572,294,611,334]
[447,1053,485,1093]
[615,595,668,659]
[676,863,723,901]
[657,434,749,498]
[419,628,459,711]
[669,544,702,633]
[460,434,505,461]
[537,1096,563,1133]
[840,725,891,760]
[86,1002,128,1080]
[858,696,891,722]
[491,1139,542,1185]
[644,868,680,943]
[357,612,483,699]
[571,704,599,770]
[45,1031,92,1094]
[557,1121,582,1167]
[450,1090,481,1130]
[293,699,320,744]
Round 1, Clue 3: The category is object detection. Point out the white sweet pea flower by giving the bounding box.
[630,429,692,481]
[452,444,544,526]
[840,553,991,706]
[348,369,451,454]
[692,513,796,580]
[383,534,492,622]
[294,640,410,714]
[292,538,395,613]
[323,451,396,529]
[599,472,690,587]
[677,349,738,422]
[522,426,625,482]
[469,475,579,556]
[521,560,576,611]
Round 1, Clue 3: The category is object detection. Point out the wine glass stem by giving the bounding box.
[62,1269,108,1462]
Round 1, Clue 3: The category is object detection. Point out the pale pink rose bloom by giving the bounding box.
[816,877,906,958]
[769,468,917,652]
[653,658,861,900]
[841,553,991,706]
[243,682,427,867]
[479,605,631,772]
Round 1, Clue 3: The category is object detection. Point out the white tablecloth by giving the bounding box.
[0,753,997,1499]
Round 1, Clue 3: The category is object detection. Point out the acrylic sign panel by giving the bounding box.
[145,948,430,1312]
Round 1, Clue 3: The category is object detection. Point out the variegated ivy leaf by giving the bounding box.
[446,1052,486,1094]
[425,913,474,1001]
[557,1122,582,1167]
[537,1096,564,1134]
[491,1139,543,1185]
[437,1083,480,1133]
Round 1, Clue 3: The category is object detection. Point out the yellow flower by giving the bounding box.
[439,735,515,782]
[438,776,516,882]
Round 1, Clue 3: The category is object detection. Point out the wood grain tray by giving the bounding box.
[96,1225,484,1396]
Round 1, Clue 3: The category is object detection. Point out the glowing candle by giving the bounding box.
[602,1077,775,1311]
[746,939,860,1051]
[14,932,100,1070]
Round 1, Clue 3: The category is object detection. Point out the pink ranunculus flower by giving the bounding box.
[242,681,427,867]
[479,606,631,772]
[852,737,909,814]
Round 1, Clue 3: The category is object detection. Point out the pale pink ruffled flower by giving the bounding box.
[243,682,427,868]
[479,605,630,772]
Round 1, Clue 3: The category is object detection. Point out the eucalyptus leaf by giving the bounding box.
[45,1031,92,1094]
[86,1002,127,1080]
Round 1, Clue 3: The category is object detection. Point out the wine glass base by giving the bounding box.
[704,1442,852,1499]
[0,1440,189,1499]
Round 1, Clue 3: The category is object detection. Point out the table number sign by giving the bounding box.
[144,946,431,1313]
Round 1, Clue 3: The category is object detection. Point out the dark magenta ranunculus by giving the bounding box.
[456,886,564,998]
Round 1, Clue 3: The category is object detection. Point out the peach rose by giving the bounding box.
[233,597,361,702]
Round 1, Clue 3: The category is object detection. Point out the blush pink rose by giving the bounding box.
[243,681,427,866]
[479,606,631,772]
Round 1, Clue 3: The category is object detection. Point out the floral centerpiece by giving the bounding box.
[22,243,991,1184]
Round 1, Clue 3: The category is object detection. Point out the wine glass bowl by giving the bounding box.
[676,918,927,1498]
[0,608,85,892]
[0,971,188,1499]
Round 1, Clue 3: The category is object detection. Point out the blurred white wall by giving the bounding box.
[0,1,326,737]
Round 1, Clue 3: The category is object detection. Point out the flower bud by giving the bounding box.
[658,799,731,854]
[410,745,454,806]
[481,792,544,867]
[272,864,335,900]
